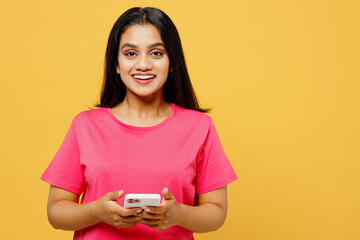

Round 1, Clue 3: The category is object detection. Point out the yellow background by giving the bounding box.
[1,0,359,239]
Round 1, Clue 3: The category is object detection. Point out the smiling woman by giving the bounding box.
[116,24,170,98]
[97,7,209,113]
[41,7,237,240]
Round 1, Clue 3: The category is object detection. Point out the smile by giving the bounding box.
[131,74,157,84]
[132,74,156,80]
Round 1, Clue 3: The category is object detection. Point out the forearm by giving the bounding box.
[178,203,226,233]
[48,200,99,231]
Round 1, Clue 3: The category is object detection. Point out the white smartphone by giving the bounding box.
[124,194,161,209]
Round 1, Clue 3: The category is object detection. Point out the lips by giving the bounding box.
[131,74,156,80]
[131,74,156,84]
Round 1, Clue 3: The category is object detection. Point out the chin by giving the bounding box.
[129,87,164,97]
[132,90,160,98]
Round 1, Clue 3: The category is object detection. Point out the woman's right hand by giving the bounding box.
[91,190,143,228]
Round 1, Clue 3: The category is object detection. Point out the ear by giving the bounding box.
[116,64,120,74]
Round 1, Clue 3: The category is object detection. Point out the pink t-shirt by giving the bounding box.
[41,103,237,239]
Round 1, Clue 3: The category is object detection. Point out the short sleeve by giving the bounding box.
[41,119,85,195]
[196,117,238,194]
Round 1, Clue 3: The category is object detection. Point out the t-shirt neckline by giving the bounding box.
[106,103,176,131]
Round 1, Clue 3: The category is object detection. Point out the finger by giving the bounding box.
[141,218,162,226]
[119,207,143,217]
[105,190,124,201]
[162,188,174,201]
[115,219,142,228]
[141,220,168,230]
[119,216,143,223]
[144,206,166,214]
[138,211,162,220]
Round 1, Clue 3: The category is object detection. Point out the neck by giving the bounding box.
[117,90,170,119]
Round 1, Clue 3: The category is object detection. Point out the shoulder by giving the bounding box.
[71,107,108,124]
[173,104,212,128]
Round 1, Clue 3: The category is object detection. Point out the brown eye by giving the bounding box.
[151,51,164,57]
[124,51,137,57]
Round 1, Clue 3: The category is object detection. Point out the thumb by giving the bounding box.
[106,190,124,201]
[162,188,174,201]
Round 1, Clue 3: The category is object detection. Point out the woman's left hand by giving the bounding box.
[139,188,182,230]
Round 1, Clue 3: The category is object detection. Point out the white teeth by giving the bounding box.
[133,75,155,80]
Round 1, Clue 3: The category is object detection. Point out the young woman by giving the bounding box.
[41,7,237,239]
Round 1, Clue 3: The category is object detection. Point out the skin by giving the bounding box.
[113,24,172,127]
[47,24,228,232]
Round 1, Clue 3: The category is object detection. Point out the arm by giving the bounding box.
[179,186,227,232]
[47,185,143,231]
[140,186,228,232]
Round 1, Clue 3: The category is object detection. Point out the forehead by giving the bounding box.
[120,24,163,46]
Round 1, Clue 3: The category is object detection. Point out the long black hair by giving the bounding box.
[93,7,211,113]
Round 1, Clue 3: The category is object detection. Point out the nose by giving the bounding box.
[135,54,152,71]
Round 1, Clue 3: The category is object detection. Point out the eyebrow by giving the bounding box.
[120,42,165,50]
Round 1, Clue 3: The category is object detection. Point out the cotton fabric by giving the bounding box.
[41,103,237,239]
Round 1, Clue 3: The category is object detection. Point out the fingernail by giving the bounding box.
[137,209,142,213]
[145,208,150,212]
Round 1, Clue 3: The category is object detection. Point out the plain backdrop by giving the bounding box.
[0,0,359,239]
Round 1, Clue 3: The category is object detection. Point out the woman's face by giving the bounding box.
[116,24,170,99]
